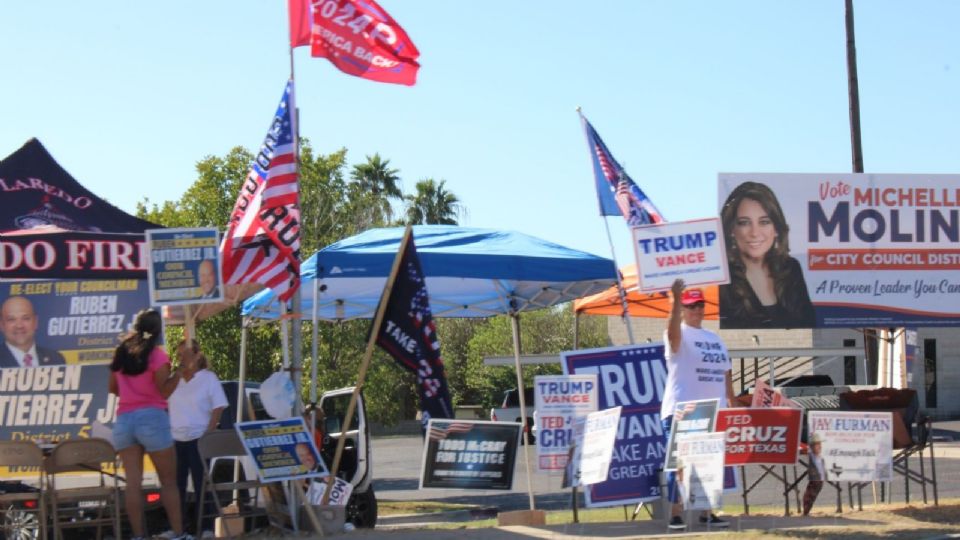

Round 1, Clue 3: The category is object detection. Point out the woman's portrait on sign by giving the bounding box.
[719,181,815,329]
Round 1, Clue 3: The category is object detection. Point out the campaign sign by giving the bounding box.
[663,399,719,471]
[306,476,352,506]
[676,432,726,511]
[751,379,801,409]
[561,416,586,489]
[534,374,598,472]
[235,417,327,483]
[146,227,222,306]
[578,407,622,486]
[561,344,667,507]
[631,218,729,292]
[0,231,148,280]
[808,411,893,482]
[719,173,960,328]
[420,420,521,490]
[717,408,802,465]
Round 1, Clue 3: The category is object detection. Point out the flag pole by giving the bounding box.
[322,224,414,504]
[577,107,635,345]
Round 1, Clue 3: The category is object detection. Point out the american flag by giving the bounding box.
[580,113,665,226]
[427,421,475,441]
[220,80,301,302]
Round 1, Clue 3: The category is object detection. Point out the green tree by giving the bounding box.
[404,178,463,225]
[349,153,402,227]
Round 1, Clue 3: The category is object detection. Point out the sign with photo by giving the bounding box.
[534,374,598,473]
[146,227,222,306]
[663,399,720,471]
[420,420,521,490]
[631,218,729,292]
[718,173,960,328]
[676,432,726,511]
[578,406,622,486]
[717,408,802,465]
[235,417,327,483]
[807,411,893,482]
[562,344,667,507]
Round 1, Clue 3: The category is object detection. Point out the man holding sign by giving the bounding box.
[662,278,734,530]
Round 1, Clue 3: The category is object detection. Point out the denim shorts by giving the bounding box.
[114,407,173,452]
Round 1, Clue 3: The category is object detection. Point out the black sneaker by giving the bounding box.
[699,513,729,527]
[668,516,686,530]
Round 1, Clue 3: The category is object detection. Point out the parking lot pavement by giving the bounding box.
[372,421,960,524]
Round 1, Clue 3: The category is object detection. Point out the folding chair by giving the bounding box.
[0,441,46,540]
[44,438,121,540]
[195,430,272,540]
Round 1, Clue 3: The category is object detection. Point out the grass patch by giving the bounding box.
[377,500,482,516]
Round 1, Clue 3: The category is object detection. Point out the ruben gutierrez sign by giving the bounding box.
[719,173,960,328]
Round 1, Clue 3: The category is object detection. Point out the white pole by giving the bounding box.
[510,312,536,511]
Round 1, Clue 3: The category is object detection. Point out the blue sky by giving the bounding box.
[2,1,957,264]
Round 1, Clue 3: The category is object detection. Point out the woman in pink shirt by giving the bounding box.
[108,309,191,540]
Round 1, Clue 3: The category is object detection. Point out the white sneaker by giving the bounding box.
[157,531,177,540]
[201,531,215,539]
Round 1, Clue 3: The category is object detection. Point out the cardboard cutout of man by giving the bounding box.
[0,296,66,368]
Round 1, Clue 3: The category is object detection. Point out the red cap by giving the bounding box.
[680,289,705,305]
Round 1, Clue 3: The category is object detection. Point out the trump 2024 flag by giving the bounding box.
[297,0,420,86]
[375,231,453,427]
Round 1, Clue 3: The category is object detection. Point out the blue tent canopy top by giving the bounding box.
[242,225,617,321]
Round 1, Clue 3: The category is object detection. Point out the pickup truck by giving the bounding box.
[489,387,537,443]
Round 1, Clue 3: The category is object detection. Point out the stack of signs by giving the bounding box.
[807,411,893,481]
[235,417,327,483]
[534,374,598,473]
[664,399,720,471]
[561,344,667,506]
[676,432,726,511]
[576,407,623,486]
[420,420,521,490]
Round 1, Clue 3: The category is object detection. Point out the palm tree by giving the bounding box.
[350,153,402,225]
[405,178,463,225]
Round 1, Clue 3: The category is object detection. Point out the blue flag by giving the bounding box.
[580,114,665,226]
[375,231,453,428]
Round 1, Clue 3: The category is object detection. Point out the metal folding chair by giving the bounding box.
[196,430,272,540]
[44,438,121,540]
[0,441,46,540]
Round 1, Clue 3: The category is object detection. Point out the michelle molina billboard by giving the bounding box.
[718,173,960,329]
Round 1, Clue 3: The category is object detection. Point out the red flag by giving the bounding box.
[311,0,420,86]
[221,81,301,302]
[288,0,311,48]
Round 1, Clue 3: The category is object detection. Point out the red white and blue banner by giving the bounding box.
[561,344,667,507]
[534,374,598,472]
[719,173,960,328]
[221,81,301,302]
[631,218,728,292]
[580,114,665,227]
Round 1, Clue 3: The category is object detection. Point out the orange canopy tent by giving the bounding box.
[573,264,719,320]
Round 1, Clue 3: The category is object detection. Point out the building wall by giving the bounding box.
[603,315,959,419]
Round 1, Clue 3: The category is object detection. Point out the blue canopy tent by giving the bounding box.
[242,225,617,320]
[241,225,617,511]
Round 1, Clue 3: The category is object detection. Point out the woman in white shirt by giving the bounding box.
[167,339,228,539]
